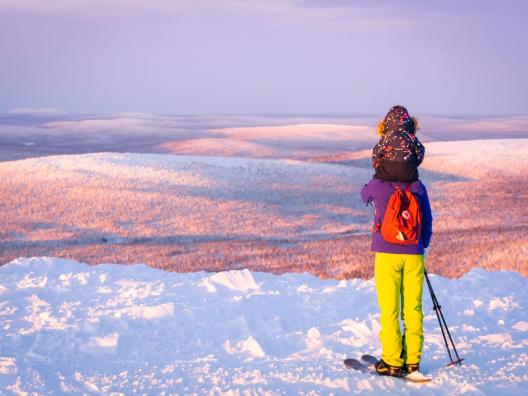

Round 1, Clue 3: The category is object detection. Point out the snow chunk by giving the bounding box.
[512,321,528,331]
[305,327,323,350]
[20,295,70,334]
[93,332,119,348]
[200,269,259,293]
[477,333,516,348]
[59,272,90,287]
[17,274,47,289]
[223,336,266,359]
[81,333,119,355]
[297,284,314,293]
[356,379,373,391]
[126,303,174,320]
[0,357,17,374]
[462,324,479,333]
[74,272,90,285]
[488,297,521,311]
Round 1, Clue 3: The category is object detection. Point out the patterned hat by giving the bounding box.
[382,105,415,134]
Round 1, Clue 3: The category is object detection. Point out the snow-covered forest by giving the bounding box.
[1,114,527,279]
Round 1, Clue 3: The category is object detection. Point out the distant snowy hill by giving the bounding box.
[1,257,527,395]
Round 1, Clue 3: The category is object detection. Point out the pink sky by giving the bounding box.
[1,0,527,115]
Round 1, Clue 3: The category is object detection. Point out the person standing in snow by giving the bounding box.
[360,106,433,377]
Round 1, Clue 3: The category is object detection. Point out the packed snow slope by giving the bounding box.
[1,258,527,395]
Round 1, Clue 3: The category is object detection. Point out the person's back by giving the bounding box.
[361,109,432,376]
[372,105,425,183]
[361,178,432,255]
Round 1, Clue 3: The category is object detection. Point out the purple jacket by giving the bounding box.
[361,178,433,254]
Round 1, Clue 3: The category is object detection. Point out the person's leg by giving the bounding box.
[400,254,424,365]
[375,252,404,367]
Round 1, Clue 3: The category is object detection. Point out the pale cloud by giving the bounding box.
[0,0,292,17]
[0,0,421,27]
[42,116,184,134]
[9,107,65,116]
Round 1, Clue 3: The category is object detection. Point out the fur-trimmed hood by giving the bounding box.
[377,105,419,136]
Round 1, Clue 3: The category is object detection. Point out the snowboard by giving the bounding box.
[344,354,432,383]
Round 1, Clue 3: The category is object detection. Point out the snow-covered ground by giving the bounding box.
[2,138,527,277]
[1,257,527,395]
[1,115,527,393]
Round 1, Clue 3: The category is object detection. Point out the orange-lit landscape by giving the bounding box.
[2,113,527,279]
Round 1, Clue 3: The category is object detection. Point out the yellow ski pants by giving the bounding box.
[374,252,424,367]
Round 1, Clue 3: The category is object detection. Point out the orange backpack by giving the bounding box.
[378,184,422,245]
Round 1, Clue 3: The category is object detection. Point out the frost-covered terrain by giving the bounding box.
[1,257,527,395]
[1,135,527,278]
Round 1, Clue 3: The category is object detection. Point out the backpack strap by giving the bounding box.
[405,180,417,193]
[390,182,402,192]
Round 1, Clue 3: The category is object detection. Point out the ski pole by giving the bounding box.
[431,284,463,366]
[425,269,463,366]
[424,269,463,366]
[424,270,453,363]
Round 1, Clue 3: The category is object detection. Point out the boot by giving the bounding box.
[403,362,420,374]
[375,359,403,377]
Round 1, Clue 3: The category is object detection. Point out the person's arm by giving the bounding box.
[361,179,374,205]
[420,185,433,248]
